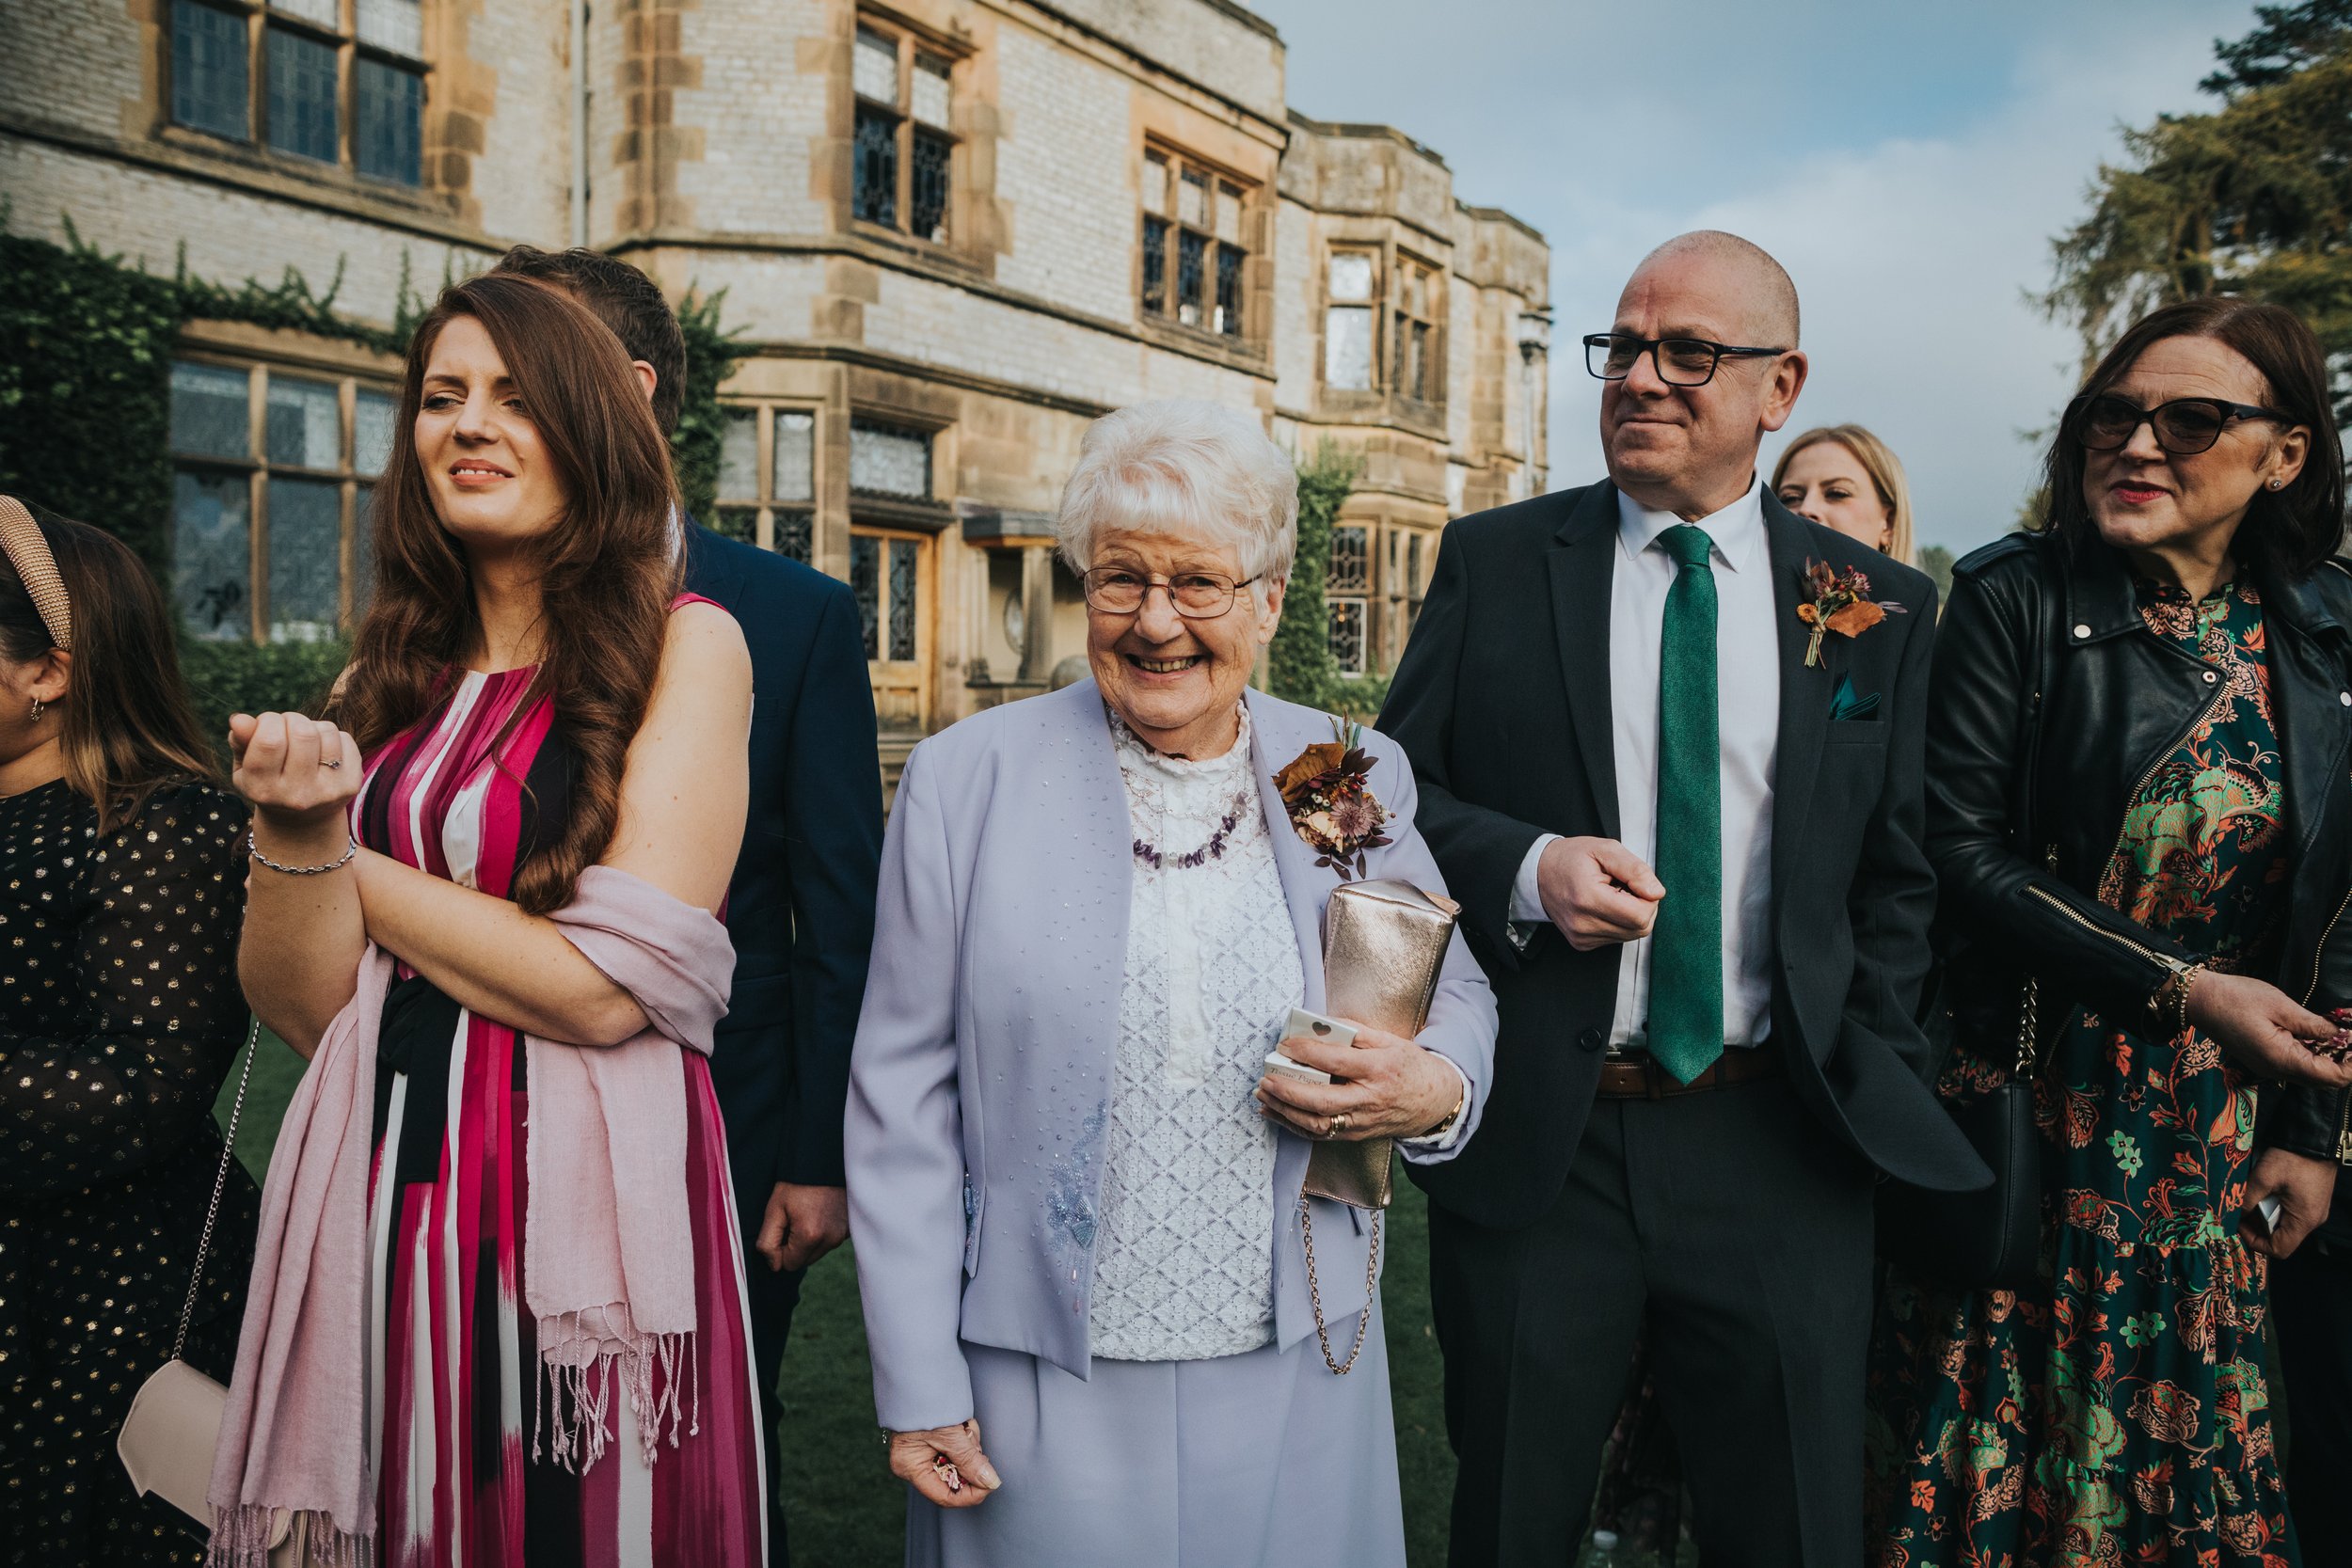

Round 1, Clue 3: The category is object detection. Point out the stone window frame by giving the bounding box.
[167,344,394,643]
[1136,143,1258,344]
[162,0,430,189]
[714,400,820,563]
[1391,252,1445,411]
[1382,523,1435,668]
[850,11,966,251]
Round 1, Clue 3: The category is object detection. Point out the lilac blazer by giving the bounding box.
[846,679,1498,1432]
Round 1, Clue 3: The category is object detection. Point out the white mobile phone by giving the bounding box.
[1281,1006,1357,1051]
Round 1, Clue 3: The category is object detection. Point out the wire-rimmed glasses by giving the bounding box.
[1081,566,1261,619]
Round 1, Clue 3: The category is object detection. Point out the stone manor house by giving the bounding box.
[1,0,1550,746]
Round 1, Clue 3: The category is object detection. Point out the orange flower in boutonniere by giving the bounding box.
[1796,557,1906,668]
[1276,719,1391,879]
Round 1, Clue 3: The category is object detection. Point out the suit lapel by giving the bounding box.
[1548,483,1624,840]
[1765,497,1832,914]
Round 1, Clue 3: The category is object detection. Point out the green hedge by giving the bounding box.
[181,637,350,752]
[671,288,749,524]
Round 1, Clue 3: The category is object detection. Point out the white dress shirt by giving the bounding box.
[1510,481,1780,1049]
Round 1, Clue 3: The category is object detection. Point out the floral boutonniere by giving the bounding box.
[1274,718,1391,879]
[1796,558,1907,668]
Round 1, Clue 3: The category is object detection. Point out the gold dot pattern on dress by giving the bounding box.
[1,778,260,1562]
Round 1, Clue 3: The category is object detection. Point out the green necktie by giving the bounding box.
[1649,524,1724,1084]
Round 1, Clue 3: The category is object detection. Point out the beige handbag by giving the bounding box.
[117,1020,305,1562]
[1296,879,1461,1375]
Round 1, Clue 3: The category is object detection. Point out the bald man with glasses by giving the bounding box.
[1381,231,1988,1566]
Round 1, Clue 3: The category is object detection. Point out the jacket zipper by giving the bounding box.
[2295,853,2352,1164]
[2019,688,2225,971]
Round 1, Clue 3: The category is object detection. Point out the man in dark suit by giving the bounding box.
[492,246,883,1568]
[1380,231,1986,1566]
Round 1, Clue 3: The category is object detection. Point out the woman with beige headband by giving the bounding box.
[0,497,259,1563]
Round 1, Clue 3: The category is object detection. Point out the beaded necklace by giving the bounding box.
[1131,783,1257,870]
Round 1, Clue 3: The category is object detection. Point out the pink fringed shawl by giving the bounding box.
[205,865,734,1567]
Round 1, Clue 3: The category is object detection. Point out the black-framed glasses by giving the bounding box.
[1081,566,1261,619]
[1583,332,1791,387]
[2071,393,2293,457]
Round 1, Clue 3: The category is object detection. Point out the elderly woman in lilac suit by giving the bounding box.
[845,401,1498,1568]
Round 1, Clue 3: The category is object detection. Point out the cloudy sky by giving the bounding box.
[1251,0,2262,556]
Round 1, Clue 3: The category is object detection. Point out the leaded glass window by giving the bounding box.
[1328,598,1367,676]
[715,403,821,558]
[850,534,881,657]
[268,477,342,641]
[853,106,898,228]
[850,18,957,246]
[887,539,918,660]
[170,362,251,460]
[1325,251,1378,392]
[911,128,952,245]
[266,27,340,163]
[1140,148,1251,341]
[357,59,423,184]
[265,375,341,467]
[772,412,815,503]
[172,2,249,140]
[170,0,424,186]
[1328,525,1370,594]
[1176,230,1206,328]
[168,356,391,641]
[174,470,251,641]
[850,420,930,500]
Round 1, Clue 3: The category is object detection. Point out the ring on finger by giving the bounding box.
[321,756,343,769]
[1328,1111,1349,1139]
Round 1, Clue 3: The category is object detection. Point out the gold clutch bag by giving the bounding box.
[1304,878,1461,1211]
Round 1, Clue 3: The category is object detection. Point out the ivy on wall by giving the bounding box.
[1266,443,1391,721]
[670,287,749,524]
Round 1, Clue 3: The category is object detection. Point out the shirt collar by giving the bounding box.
[1614,476,1765,574]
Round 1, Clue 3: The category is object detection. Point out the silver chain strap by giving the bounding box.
[171,1016,262,1363]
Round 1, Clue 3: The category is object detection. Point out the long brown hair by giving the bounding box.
[2041,297,2346,580]
[0,501,220,830]
[336,273,680,914]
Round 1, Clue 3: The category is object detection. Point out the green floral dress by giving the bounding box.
[1867,580,2299,1568]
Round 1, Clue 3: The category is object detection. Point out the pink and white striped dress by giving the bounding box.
[355,649,766,1568]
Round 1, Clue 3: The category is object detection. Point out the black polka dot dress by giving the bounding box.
[0,778,260,1565]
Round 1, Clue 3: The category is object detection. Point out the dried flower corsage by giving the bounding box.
[1274,718,1391,879]
[1796,558,1906,668]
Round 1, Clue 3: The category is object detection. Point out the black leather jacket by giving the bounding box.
[1929,531,2352,1235]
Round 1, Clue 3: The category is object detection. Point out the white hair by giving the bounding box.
[1054,400,1299,584]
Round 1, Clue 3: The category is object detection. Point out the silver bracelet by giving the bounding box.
[247,829,358,876]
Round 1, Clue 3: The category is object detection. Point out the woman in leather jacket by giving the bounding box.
[1866,297,2352,1567]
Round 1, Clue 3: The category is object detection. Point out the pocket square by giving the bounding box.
[1829,674,1881,721]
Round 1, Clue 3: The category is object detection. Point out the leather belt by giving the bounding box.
[1596,1042,1782,1101]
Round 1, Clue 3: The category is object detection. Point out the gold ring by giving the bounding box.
[1329,1112,1349,1138]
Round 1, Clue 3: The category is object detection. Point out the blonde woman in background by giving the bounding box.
[1772,423,1915,562]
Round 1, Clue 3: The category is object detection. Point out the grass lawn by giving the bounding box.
[223,1037,1658,1568]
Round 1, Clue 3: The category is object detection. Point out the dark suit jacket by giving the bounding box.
[1380,480,1988,1230]
[683,523,883,1199]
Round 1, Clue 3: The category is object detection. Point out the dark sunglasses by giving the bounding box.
[2073,393,2293,457]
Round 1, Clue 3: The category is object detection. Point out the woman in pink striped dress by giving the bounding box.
[225,273,764,1567]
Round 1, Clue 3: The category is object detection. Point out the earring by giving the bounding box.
[2269,478,2284,490]
[29,697,44,722]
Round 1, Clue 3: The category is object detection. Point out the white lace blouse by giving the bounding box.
[1089,705,1305,1363]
